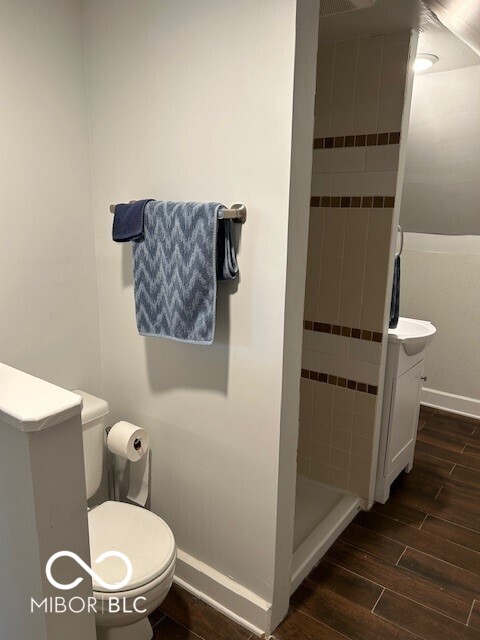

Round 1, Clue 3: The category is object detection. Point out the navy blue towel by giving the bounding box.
[112,199,153,242]
[389,254,401,329]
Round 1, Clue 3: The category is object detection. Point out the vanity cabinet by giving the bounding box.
[375,335,427,503]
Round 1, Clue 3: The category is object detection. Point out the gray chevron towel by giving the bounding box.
[132,201,238,344]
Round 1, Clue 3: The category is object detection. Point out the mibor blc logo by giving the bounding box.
[31,551,147,615]
[46,550,133,591]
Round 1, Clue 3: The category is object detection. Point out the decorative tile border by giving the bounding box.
[304,321,382,343]
[314,131,401,149]
[310,195,395,208]
[301,368,378,395]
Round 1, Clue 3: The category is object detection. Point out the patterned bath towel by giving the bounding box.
[132,201,238,344]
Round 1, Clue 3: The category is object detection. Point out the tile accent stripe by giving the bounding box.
[304,321,383,343]
[301,368,378,395]
[314,131,401,149]
[311,195,395,208]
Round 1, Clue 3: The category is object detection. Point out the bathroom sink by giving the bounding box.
[388,317,436,356]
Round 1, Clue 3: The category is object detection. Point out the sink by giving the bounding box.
[388,317,436,356]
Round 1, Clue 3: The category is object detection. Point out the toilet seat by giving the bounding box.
[88,500,176,593]
[92,554,175,604]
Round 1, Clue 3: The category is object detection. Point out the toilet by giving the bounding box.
[76,390,176,640]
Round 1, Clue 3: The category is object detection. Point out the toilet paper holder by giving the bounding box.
[105,426,150,506]
[105,426,117,501]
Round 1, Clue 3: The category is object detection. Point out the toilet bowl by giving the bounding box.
[76,390,176,640]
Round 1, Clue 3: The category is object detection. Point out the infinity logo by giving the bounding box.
[46,551,133,591]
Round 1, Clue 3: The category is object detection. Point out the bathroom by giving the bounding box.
[0,1,479,640]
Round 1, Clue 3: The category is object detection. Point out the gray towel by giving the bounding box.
[132,201,237,344]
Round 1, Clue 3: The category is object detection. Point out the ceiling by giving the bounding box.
[418,20,480,74]
[424,0,480,56]
[318,0,480,74]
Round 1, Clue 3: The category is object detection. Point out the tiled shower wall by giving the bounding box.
[298,30,414,498]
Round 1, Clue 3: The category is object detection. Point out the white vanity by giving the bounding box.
[375,318,436,503]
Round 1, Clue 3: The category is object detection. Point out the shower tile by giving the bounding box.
[297,456,311,477]
[342,257,365,284]
[310,461,330,483]
[333,407,354,431]
[344,211,369,258]
[302,349,318,371]
[354,391,377,418]
[323,210,346,255]
[377,99,404,134]
[360,305,385,333]
[349,468,370,496]
[313,147,366,174]
[300,29,411,493]
[313,402,334,425]
[311,442,331,465]
[331,448,351,471]
[359,34,384,51]
[304,296,317,319]
[336,39,359,55]
[339,301,362,329]
[318,279,341,324]
[384,30,411,46]
[299,395,313,421]
[349,338,382,364]
[329,467,350,490]
[353,412,375,437]
[311,172,333,196]
[332,428,352,452]
[300,377,314,400]
[365,144,400,172]
[311,422,333,446]
[298,437,311,458]
[357,45,383,78]
[313,382,334,406]
[363,258,389,307]
[334,386,355,411]
[352,433,373,458]
[311,331,350,358]
[322,253,343,280]
[350,453,372,478]
[353,102,378,135]
[340,278,364,307]
[299,419,312,441]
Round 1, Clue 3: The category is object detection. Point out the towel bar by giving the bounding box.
[110,201,247,224]
[396,224,404,256]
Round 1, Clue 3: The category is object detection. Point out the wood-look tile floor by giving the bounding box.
[150,407,480,639]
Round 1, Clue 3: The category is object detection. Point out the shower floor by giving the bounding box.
[291,474,361,592]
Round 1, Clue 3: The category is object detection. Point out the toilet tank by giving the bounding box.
[74,390,109,500]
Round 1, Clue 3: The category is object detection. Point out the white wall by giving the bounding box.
[401,66,480,234]
[0,0,101,392]
[84,0,318,633]
[402,233,480,413]
[400,65,480,416]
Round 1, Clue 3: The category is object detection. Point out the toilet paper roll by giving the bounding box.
[107,421,150,462]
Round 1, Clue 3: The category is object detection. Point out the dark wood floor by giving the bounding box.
[150,407,480,639]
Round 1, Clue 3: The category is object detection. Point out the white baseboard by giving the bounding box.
[421,387,480,420]
[174,549,271,638]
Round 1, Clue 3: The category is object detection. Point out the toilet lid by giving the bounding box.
[88,501,175,592]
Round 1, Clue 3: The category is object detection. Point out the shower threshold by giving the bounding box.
[291,474,361,592]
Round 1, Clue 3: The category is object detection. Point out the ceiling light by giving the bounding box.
[414,54,439,73]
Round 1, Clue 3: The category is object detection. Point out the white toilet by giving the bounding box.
[77,390,176,640]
